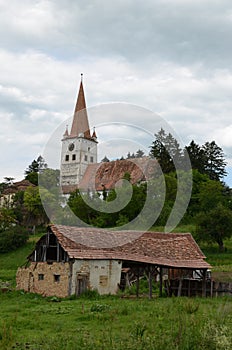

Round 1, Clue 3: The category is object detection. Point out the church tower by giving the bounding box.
[60,75,97,191]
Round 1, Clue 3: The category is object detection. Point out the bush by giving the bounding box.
[0,226,29,253]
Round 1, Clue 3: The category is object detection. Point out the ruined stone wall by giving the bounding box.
[71,259,122,295]
[16,262,71,298]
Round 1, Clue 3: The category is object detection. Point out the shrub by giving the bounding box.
[0,226,29,253]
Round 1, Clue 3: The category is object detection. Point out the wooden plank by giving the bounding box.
[188,279,191,297]
[159,267,163,297]
[202,269,206,297]
[136,267,140,298]
[177,278,183,297]
[148,266,152,299]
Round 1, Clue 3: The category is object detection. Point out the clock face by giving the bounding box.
[68,143,74,151]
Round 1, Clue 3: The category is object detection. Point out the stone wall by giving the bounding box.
[16,259,123,298]
[16,262,71,298]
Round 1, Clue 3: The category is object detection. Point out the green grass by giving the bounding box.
[0,234,42,284]
[0,229,232,349]
[0,291,231,350]
[200,237,232,282]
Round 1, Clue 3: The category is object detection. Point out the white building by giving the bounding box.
[60,75,98,192]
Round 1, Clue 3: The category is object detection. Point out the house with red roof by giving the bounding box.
[16,224,211,298]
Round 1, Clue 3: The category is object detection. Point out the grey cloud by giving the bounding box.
[1,1,232,69]
[0,0,232,185]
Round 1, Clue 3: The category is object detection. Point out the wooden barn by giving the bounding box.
[16,225,211,298]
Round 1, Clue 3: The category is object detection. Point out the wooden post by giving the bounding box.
[210,279,213,298]
[57,242,59,262]
[148,266,152,299]
[159,267,163,297]
[188,278,191,297]
[202,269,206,297]
[136,267,140,298]
[177,278,183,297]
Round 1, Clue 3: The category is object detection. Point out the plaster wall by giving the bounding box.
[60,137,97,186]
[71,259,122,295]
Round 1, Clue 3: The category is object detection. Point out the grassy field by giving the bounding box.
[0,230,232,349]
[0,291,231,349]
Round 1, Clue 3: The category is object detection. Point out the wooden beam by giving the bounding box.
[188,278,191,297]
[57,241,59,262]
[210,279,213,298]
[177,278,183,297]
[159,267,163,297]
[136,267,140,298]
[148,266,152,299]
[202,269,207,297]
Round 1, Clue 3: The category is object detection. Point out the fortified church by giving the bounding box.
[60,75,157,194]
[16,76,213,299]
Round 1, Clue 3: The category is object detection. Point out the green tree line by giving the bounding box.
[0,130,232,253]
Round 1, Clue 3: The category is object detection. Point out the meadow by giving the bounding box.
[0,230,232,350]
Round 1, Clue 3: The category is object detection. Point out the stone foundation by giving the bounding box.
[16,262,71,298]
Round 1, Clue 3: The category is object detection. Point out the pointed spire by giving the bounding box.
[92,127,97,140]
[70,74,91,138]
[63,125,69,138]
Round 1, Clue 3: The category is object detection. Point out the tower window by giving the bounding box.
[88,147,90,151]
[90,156,94,163]
[65,155,69,161]
[72,154,76,161]
[84,155,88,161]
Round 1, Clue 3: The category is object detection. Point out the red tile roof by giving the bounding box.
[61,157,158,193]
[1,179,35,195]
[50,224,211,269]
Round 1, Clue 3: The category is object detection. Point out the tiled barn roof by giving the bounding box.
[49,224,211,269]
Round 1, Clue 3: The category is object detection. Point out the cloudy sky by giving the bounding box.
[0,0,232,186]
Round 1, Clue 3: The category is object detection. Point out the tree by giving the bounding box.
[25,156,47,185]
[25,155,47,175]
[127,152,135,159]
[38,168,60,191]
[0,177,15,195]
[23,186,49,228]
[135,149,145,158]
[0,225,29,253]
[184,140,227,181]
[0,207,28,253]
[68,189,98,225]
[202,141,227,181]
[3,177,14,185]
[184,170,211,220]
[196,204,232,251]
[101,156,110,162]
[149,128,183,173]
[184,140,205,174]
[0,207,16,230]
[198,180,226,212]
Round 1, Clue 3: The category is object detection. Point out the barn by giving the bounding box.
[16,224,211,298]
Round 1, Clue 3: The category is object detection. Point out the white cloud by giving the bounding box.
[0,0,232,186]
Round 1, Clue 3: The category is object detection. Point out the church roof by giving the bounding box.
[70,76,92,139]
[61,157,158,194]
[80,157,158,191]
